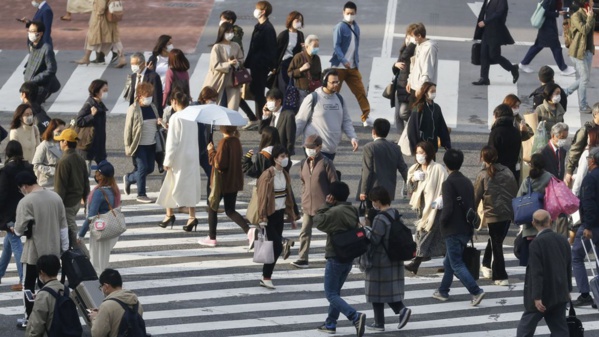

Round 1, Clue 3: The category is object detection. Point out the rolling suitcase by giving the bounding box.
[581,239,599,310]
[70,280,106,327]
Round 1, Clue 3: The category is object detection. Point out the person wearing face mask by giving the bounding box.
[125,52,164,118]
[405,141,448,275]
[243,1,277,128]
[24,21,60,105]
[502,94,534,141]
[405,23,438,108]
[331,1,373,127]
[259,88,297,155]
[274,11,305,97]
[288,34,322,102]
[9,104,41,163]
[19,0,53,47]
[529,65,568,112]
[156,92,202,231]
[31,118,65,187]
[405,82,451,155]
[488,104,523,181]
[14,170,69,330]
[19,82,52,135]
[147,35,174,87]
[291,134,338,269]
[203,22,244,111]
[123,83,162,204]
[76,79,109,171]
[534,82,566,134]
[0,141,34,293]
[391,24,418,138]
[255,145,297,289]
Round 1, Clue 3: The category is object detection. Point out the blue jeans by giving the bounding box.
[567,51,593,109]
[0,231,23,282]
[127,144,156,196]
[324,258,358,327]
[572,226,595,294]
[438,234,483,296]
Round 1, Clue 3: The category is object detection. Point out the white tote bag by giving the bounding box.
[530,1,546,29]
[398,117,413,157]
[253,228,274,264]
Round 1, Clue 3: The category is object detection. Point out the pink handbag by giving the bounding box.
[544,176,579,220]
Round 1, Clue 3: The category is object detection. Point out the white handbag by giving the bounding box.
[398,117,412,157]
[253,228,274,264]
[90,189,127,241]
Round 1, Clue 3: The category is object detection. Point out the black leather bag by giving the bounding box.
[471,42,481,66]
[567,301,584,337]
[331,227,370,263]
[60,249,98,289]
[462,238,480,280]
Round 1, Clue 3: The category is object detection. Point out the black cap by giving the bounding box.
[15,171,37,187]
[96,160,115,178]
[538,65,554,83]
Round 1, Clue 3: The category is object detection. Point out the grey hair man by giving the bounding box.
[124,51,164,117]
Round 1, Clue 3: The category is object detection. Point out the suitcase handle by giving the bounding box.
[582,236,598,277]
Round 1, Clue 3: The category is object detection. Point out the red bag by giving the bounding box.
[233,68,252,87]
[544,176,579,220]
[302,53,321,92]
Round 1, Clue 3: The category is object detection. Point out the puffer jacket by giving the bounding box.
[474,163,518,223]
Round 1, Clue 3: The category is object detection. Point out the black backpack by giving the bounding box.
[108,298,148,337]
[41,285,83,337]
[380,210,416,261]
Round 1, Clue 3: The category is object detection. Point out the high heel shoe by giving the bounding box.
[158,215,176,229]
[73,58,90,66]
[183,218,198,232]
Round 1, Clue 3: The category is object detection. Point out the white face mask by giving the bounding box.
[166,44,174,52]
[278,157,289,167]
[31,1,39,8]
[253,9,263,19]
[131,65,140,73]
[513,108,520,115]
[23,116,34,126]
[28,32,39,43]
[552,95,561,104]
[101,92,108,100]
[556,139,567,148]
[293,22,302,30]
[344,14,355,22]
[428,92,436,100]
[142,97,153,106]
[305,148,318,157]
[224,32,235,41]
[416,154,426,164]
[266,101,277,111]
[219,20,227,26]
[409,36,416,44]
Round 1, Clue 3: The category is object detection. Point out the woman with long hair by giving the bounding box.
[156,92,202,230]
[534,82,565,134]
[203,23,244,110]
[405,82,451,155]
[147,35,173,87]
[32,118,66,187]
[9,104,40,163]
[475,146,518,285]
[502,94,534,141]
[162,49,191,108]
[405,141,448,274]
[77,160,122,273]
[255,145,296,289]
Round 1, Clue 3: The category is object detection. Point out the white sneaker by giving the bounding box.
[242,120,258,130]
[362,116,374,127]
[481,266,492,279]
[494,279,510,286]
[561,66,576,76]
[518,63,534,73]
[260,278,275,289]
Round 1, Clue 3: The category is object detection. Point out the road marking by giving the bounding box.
[436,60,460,129]
[382,0,399,58]
[189,53,211,102]
[488,65,518,129]
[0,55,30,112]
[467,1,484,19]
[366,57,395,124]
[48,61,108,113]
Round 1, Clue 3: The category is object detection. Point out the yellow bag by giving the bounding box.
[246,187,260,225]
[208,169,222,211]
[521,111,539,162]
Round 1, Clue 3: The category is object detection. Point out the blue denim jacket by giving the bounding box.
[79,187,116,238]
[330,21,360,67]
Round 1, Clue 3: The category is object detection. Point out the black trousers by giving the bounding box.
[249,66,269,120]
[263,209,285,278]
[23,263,39,318]
[372,301,405,325]
[516,302,568,337]
[482,220,510,280]
[480,39,513,80]
[208,192,248,239]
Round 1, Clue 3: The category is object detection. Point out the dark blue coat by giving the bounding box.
[535,0,561,48]
[32,2,53,47]
[473,0,515,46]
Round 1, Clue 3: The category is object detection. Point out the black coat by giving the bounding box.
[0,159,34,230]
[535,0,561,48]
[259,109,297,156]
[76,96,108,162]
[275,30,305,70]
[125,68,164,117]
[541,143,566,180]
[244,19,278,71]
[473,0,515,46]
[406,103,451,154]
[440,171,475,238]
[488,116,522,177]
[390,42,416,107]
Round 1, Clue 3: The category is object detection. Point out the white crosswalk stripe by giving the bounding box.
[1,196,598,336]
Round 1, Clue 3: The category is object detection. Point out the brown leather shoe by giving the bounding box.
[11,284,23,291]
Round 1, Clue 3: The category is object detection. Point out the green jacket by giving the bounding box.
[54,148,90,208]
[568,8,595,60]
[314,202,359,259]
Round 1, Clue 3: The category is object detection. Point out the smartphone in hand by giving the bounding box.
[24,290,35,302]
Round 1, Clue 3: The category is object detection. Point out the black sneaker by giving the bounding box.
[354,312,366,337]
[282,239,294,260]
[398,307,412,329]
[365,322,384,331]
[573,294,595,307]
[291,260,309,268]
[317,324,336,334]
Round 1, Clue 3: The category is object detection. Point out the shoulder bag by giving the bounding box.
[512,178,544,225]
[208,168,222,212]
[246,186,260,225]
[90,189,127,241]
[530,0,546,29]
[302,53,321,92]
[283,78,300,111]
[150,104,166,154]
[331,209,369,263]
[450,180,481,229]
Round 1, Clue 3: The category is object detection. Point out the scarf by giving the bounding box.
[408,161,448,231]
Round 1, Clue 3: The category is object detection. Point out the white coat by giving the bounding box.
[156,112,202,208]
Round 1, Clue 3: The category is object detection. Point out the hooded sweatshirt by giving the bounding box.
[407,39,438,92]
[91,289,144,337]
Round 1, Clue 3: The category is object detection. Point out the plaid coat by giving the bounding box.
[364,208,405,303]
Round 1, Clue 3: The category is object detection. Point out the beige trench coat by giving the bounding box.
[203,42,244,110]
[87,0,120,46]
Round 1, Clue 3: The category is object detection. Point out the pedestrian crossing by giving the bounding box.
[1,195,598,336]
[0,50,591,135]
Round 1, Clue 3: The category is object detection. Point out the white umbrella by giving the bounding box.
[176,104,247,126]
